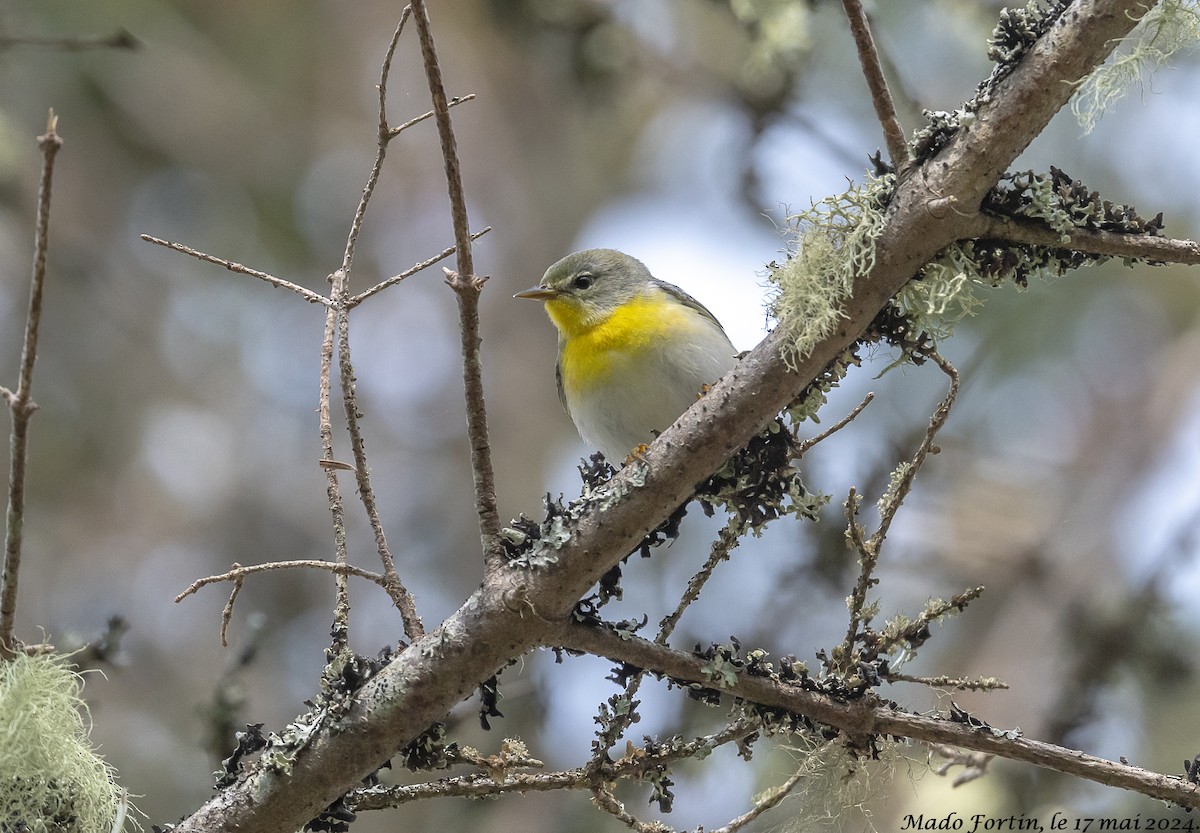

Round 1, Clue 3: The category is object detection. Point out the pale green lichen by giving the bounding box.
[897,166,1162,344]
[877,461,914,519]
[730,0,811,81]
[777,737,899,832]
[768,174,894,369]
[700,653,742,689]
[1072,0,1200,134]
[0,653,124,833]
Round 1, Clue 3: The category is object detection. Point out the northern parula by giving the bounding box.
[515,248,738,463]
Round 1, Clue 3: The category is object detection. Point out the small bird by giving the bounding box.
[515,248,738,463]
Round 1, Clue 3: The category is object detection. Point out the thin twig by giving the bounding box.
[657,519,742,643]
[341,9,411,278]
[707,759,815,833]
[410,0,503,567]
[318,279,354,654]
[840,352,959,665]
[1,111,61,661]
[219,573,245,648]
[327,11,427,640]
[351,719,759,812]
[796,391,875,455]
[871,349,958,548]
[931,744,994,788]
[839,487,875,661]
[335,274,425,639]
[388,94,476,139]
[841,0,910,169]
[409,0,475,278]
[887,672,1009,692]
[348,227,491,308]
[590,785,660,832]
[174,559,389,603]
[139,234,333,307]
[592,516,746,778]
[442,265,505,567]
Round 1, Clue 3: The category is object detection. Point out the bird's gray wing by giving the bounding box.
[651,279,732,340]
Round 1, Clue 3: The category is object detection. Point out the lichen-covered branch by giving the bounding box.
[553,620,1200,810]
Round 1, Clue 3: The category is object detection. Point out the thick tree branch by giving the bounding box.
[169,3,1173,831]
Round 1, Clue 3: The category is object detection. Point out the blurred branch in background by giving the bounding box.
[0,27,140,52]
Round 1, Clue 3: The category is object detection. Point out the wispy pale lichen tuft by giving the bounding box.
[730,0,811,86]
[0,653,123,833]
[768,174,894,369]
[1072,0,1200,134]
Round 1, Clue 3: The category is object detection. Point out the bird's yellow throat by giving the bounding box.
[547,293,693,395]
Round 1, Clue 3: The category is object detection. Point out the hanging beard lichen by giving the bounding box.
[0,653,123,833]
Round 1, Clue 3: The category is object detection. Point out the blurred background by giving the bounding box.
[1,0,1198,830]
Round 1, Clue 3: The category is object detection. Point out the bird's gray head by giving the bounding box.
[533,248,653,314]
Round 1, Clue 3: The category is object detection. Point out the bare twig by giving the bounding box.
[333,271,424,639]
[410,0,503,568]
[174,559,389,603]
[388,94,476,139]
[317,278,354,654]
[324,13,430,641]
[341,10,412,277]
[348,227,491,307]
[139,235,332,307]
[931,744,994,788]
[409,1,475,278]
[444,263,504,567]
[657,519,742,642]
[707,758,816,833]
[840,0,910,169]
[219,572,244,648]
[795,391,875,455]
[0,28,141,51]
[176,555,394,649]
[1,111,62,661]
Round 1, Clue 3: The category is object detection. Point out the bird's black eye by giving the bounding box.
[572,273,594,291]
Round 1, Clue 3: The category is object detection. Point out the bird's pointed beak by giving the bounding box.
[514,285,559,301]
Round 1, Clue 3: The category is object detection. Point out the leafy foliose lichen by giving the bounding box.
[911,1,1071,161]
[896,167,1164,343]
